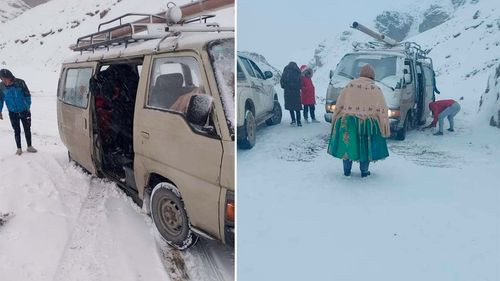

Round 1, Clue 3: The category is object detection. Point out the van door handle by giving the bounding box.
[141,131,150,139]
[84,118,87,130]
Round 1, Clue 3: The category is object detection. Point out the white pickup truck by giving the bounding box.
[237,52,282,149]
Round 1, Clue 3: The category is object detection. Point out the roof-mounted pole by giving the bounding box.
[351,21,398,46]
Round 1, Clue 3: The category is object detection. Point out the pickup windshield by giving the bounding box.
[335,54,399,87]
[208,38,235,139]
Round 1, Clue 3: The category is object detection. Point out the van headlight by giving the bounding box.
[388,109,401,118]
[326,104,336,113]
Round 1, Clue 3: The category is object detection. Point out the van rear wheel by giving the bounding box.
[151,183,197,250]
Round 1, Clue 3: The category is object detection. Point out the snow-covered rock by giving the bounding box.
[418,5,450,33]
[375,11,414,41]
[479,64,500,128]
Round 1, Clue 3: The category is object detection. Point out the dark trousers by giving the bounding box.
[9,111,32,149]
[289,110,301,123]
[343,160,369,174]
[303,105,316,120]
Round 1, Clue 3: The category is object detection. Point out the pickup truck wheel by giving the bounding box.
[151,183,197,250]
[238,110,256,149]
[395,114,409,141]
[266,101,282,126]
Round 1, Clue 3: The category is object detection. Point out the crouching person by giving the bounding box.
[0,69,37,155]
[423,99,461,135]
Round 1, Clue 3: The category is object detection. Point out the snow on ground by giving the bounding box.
[0,94,170,281]
[238,0,500,280]
[238,94,500,280]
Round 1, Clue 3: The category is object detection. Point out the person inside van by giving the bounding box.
[0,69,37,155]
[423,99,460,135]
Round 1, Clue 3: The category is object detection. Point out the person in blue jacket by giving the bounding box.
[0,69,37,155]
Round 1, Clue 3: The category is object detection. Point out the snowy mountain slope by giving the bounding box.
[308,0,499,126]
[0,0,30,23]
[0,0,234,93]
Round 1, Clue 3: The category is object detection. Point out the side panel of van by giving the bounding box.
[57,62,97,174]
[134,52,224,239]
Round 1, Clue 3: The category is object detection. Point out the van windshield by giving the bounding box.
[208,38,235,139]
[335,54,399,87]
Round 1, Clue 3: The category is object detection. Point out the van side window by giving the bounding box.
[148,56,207,112]
[62,68,92,108]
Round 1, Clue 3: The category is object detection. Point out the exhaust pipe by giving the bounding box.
[351,21,398,46]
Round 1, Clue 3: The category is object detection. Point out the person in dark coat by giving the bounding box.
[280,62,302,126]
[0,69,37,155]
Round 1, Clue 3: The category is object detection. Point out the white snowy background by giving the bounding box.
[238,0,500,280]
[0,1,234,281]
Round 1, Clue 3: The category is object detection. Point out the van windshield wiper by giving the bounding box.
[374,79,395,91]
[337,71,355,80]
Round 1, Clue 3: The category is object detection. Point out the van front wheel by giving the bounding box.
[395,114,409,141]
[151,183,197,250]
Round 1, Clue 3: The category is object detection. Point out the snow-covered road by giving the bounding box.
[0,95,234,281]
[237,102,500,281]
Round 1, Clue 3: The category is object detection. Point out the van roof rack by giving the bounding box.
[72,13,229,53]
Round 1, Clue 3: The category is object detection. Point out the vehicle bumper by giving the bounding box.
[389,118,399,131]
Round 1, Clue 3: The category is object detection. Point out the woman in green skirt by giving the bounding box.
[327,64,390,177]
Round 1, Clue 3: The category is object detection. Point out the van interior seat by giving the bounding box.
[152,73,198,109]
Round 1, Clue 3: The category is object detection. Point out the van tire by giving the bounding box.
[150,183,197,250]
[238,110,256,149]
[266,101,282,126]
[395,114,409,141]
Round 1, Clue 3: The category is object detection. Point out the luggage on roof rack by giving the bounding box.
[71,11,231,53]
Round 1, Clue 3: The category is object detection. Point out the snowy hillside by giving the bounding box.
[0,0,234,93]
[0,0,30,23]
[0,0,51,23]
[307,0,500,127]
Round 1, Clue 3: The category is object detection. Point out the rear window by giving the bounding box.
[61,68,92,108]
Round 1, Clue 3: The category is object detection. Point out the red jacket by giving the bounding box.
[429,99,456,126]
[300,76,315,105]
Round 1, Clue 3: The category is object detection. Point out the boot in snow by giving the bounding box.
[433,132,443,136]
[447,128,454,132]
[27,146,37,153]
[312,119,320,123]
[16,149,22,155]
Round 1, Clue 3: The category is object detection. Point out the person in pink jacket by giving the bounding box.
[300,65,319,123]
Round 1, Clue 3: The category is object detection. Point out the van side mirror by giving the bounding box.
[264,71,273,80]
[329,70,334,79]
[404,73,411,85]
[186,94,214,127]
